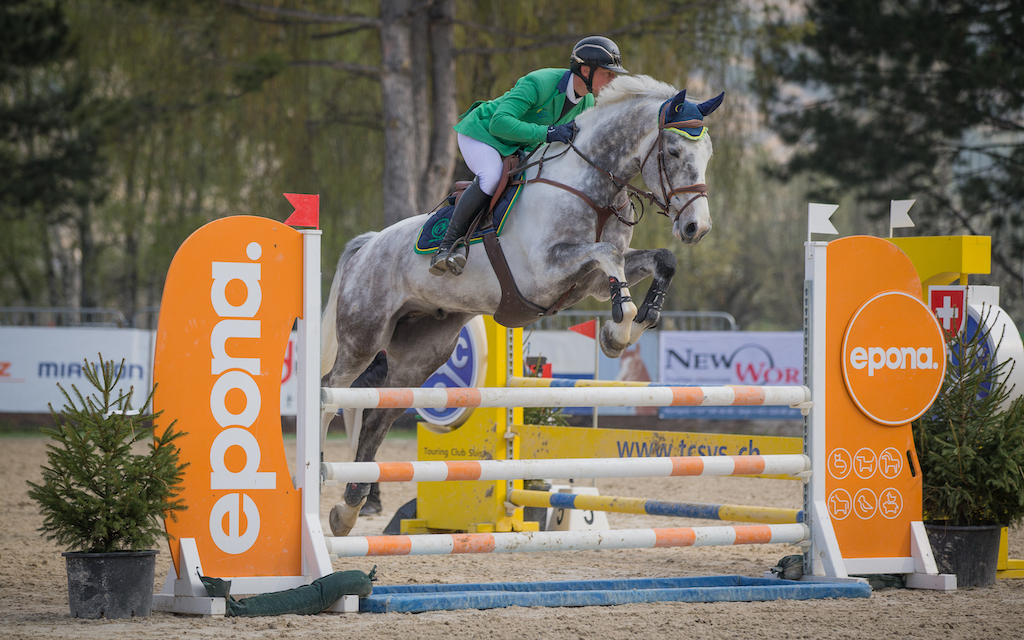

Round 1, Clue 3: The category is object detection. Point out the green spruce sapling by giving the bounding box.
[913,310,1024,527]
[27,356,188,552]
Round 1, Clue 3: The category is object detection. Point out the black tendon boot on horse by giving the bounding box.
[429,177,490,276]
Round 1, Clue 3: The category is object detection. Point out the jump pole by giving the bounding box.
[324,524,810,557]
[320,454,811,483]
[507,490,803,525]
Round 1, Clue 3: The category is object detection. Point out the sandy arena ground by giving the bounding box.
[3,432,1024,639]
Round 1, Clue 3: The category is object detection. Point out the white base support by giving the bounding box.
[325,594,360,613]
[545,485,610,532]
[760,571,868,585]
[905,572,957,590]
[151,593,227,617]
[907,520,957,591]
[808,500,848,578]
[152,538,227,617]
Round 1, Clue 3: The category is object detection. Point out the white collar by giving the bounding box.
[566,79,581,105]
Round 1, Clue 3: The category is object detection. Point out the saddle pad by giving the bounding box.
[414,183,523,254]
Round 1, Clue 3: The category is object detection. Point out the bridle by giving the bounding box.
[510,100,710,241]
[640,99,710,221]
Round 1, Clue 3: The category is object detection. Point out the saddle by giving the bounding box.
[413,156,522,255]
[415,155,577,328]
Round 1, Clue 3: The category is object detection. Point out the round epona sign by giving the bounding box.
[841,290,946,425]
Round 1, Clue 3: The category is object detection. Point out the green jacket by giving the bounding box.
[453,68,594,156]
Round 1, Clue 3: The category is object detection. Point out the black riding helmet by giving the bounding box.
[570,36,628,93]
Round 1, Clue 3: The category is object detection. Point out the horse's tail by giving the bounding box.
[320,232,378,379]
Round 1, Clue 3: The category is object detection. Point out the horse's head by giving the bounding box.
[640,89,723,244]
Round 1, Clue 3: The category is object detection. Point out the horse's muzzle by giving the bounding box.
[680,220,710,244]
[673,204,711,244]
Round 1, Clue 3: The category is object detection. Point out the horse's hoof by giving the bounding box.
[329,500,365,536]
[600,340,626,359]
[599,322,633,358]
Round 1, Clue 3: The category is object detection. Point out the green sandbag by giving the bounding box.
[201,568,374,617]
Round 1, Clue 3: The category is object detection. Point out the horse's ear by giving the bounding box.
[667,89,688,115]
[697,92,725,117]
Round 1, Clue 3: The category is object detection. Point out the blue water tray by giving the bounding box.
[360,575,871,613]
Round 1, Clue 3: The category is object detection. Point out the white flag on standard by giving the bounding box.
[807,203,839,242]
[889,199,916,237]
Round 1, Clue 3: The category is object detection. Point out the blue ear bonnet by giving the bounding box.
[666,100,706,138]
[661,91,724,140]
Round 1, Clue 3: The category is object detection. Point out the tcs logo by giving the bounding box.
[841,291,946,425]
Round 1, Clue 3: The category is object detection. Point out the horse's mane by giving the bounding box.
[594,74,678,108]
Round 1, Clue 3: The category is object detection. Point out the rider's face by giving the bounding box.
[590,68,617,95]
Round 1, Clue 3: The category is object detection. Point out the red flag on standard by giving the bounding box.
[568,319,597,339]
[283,193,320,229]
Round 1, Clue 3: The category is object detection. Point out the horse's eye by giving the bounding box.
[668,148,680,158]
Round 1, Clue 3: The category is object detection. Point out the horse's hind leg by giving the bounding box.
[328,311,473,536]
[624,248,677,345]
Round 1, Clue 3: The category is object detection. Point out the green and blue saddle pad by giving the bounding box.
[414,182,523,254]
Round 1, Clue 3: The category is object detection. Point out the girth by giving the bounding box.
[481,227,577,328]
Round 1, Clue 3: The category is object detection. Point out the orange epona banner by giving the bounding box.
[826,236,946,561]
[154,216,304,578]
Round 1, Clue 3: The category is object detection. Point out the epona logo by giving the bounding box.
[841,291,946,426]
[847,345,939,377]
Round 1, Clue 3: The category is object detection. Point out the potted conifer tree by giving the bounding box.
[27,356,187,618]
[913,310,1024,588]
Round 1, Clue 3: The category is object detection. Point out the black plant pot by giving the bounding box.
[62,550,158,619]
[924,522,1002,588]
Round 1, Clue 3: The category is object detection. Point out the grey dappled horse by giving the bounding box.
[320,75,722,535]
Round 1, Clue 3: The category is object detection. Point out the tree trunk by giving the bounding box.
[411,8,430,194]
[379,0,418,227]
[78,204,96,309]
[418,0,457,212]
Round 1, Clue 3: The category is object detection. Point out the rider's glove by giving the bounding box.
[546,121,577,144]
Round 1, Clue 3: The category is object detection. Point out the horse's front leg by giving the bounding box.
[328,406,406,537]
[624,248,677,345]
[547,242,637,358]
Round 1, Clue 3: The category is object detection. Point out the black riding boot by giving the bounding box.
[429,178,490,276]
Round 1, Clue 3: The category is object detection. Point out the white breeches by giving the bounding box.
[458,133,504,196]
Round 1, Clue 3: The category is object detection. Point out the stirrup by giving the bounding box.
[429,248,451,276]
[445,240,469,276]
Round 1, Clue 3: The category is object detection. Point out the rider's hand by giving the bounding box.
[546,121,577,144]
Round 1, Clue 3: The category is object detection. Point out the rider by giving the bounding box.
[429,35,628,276]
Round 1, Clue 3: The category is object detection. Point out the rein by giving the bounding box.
[508,102,709,241]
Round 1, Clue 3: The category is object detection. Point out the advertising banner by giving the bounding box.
[524,330,660,415]
[658,331,803,419]
[0,327,154,413]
